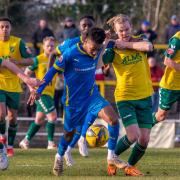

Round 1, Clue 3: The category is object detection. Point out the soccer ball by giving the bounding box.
[86,124,109,148]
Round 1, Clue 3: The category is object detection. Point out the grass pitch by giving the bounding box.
[1,148,180,180]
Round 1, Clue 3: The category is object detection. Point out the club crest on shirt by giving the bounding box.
[10,46,15,53]
[166,48,174,55]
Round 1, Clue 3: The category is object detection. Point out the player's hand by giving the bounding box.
[115,40,126,49]
[105,30,111,39]
[24,77,44,88]
[8,58,19,65]
[27,91,41,106]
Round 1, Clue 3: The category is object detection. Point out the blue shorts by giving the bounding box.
[63,93,110,132]
[88,93,110,116]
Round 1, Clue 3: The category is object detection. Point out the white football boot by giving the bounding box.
[53,154,64,176]
[19,138,30,150]
[64,150,74,166]
[78,138,89,157]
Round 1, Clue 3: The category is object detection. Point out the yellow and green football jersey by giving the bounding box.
[0,36,31,92]
[29,53,57,97]
[160,31,180,90]
[103,39,153,102]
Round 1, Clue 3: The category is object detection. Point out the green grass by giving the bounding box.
[1,148,180,180]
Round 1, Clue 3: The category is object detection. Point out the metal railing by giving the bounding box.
[27,43,168,53]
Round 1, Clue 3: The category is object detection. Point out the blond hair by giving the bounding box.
[43,36,55,44]
[107,14,131,29]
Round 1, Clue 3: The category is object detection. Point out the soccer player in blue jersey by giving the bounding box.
[28,27,127,176]
[48,15,98,162]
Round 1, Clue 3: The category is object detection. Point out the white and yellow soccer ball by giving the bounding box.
[86,124,109,148]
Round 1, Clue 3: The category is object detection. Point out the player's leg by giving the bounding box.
[65,125,82,166]
[64,112,97,166]
[46,109,57,149]
[124,97,153,176]
[53,129,75,176]
[19,112,45,149]
[0,103,7,145]
[6,91,20,157]
[153,88,180,125]
[53,106,81,175]
[6,108,18,157]
[115,101,138,157]
[128,128,150,166]
[78,113,97,157]
[113,100,145,176]
[98,105,129,175]
[0,91,7,145]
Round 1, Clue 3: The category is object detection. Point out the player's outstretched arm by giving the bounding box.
[1,60,43,87]
[115,40,153,52]
[28,57,64,105]
[9,58,34,66]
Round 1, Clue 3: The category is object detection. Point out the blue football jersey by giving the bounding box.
[53,43,99,107]
[56,36,82,55]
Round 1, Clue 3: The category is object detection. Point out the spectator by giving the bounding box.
[148,57,164,112]
[165,15,180,43]
[58,17,80,42]
[32,19,54,55]
[136,20,157,43]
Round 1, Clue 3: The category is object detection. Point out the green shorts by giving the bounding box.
[36,94,55,114]
[159,88,180,110]
[0,90,20,110]
[116,96,153,129]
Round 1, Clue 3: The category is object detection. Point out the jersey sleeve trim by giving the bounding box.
[103,48,115,64]
[53,63,64,72]
[19,40,32,58]
[56,46,62,55]
[164,37,180,59]
[28,57,38,71]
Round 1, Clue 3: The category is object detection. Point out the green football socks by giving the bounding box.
[0,120,6,135]
[115,135,133,155]
[26,122,41,141]
[128,143,146,166]
[8,123,18,146]
[46,121,55,142]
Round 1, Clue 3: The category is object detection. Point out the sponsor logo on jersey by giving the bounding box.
[73,58,79,62]
[121,53,142,65]
[58,56,63,62]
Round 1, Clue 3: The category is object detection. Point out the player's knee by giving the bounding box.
[109,118,118,126]
[127,132,139,143]
[0,112,6,121]
[47,116,57,122]
[64,130,75,142]
[157,111,167,122]
[138,135,150,148]
[7,114,17,124]
[35,119,43,125]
